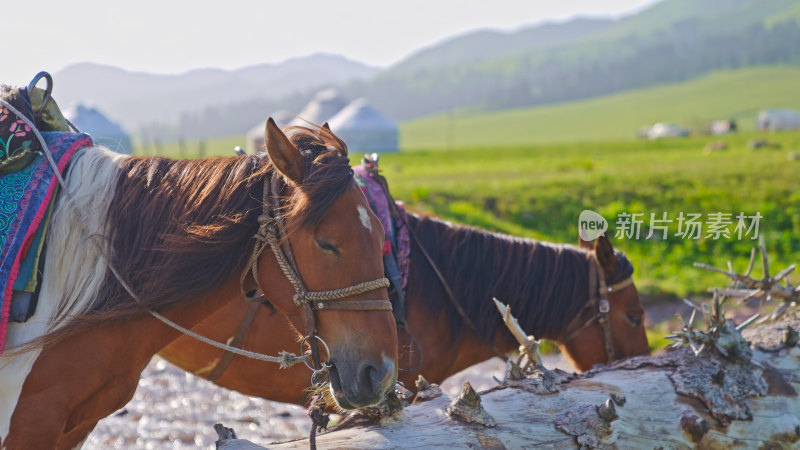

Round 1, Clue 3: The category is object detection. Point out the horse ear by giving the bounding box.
[265,117,304,184]
[594,234,617,280]
[321,121,331,131]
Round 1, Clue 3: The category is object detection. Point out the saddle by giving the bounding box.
[0,73,91,346]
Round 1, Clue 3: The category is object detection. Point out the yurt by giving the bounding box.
[289,89,347,127]
[328,99,398,152]
[247,110,293,154]
[757,109,800,131]
[65,104,132,154]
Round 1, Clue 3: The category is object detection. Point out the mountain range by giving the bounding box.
[53,54,378,129]
[51,0,800,141]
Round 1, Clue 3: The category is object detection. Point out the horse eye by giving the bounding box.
[315,238,341,256]
[625,313,642,328]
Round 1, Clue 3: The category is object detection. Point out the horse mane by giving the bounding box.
[25,125,351,350]
[405,214,634,341]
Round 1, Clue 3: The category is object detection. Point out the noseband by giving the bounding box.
[241,171,391,382]
[563,255,633,364]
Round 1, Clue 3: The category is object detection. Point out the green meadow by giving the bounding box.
[135,135,244,158]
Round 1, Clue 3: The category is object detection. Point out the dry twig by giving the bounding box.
[693,235,798,320]
[492,298,543,373]
[667,290,758,363]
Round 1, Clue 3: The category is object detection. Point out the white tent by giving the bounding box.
[289,88,347,127]
[247,111,293,154]
[757,109,800,131]
[328,98,398,152]
[644,122,690,140]
[66,104,132,154]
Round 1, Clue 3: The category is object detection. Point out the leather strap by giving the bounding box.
[607,277,634,293]
[593,259,617,362]
[313,300,393,311]
[562,256,633,363]
[206,301,262,382]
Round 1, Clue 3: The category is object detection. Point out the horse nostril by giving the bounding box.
[358,361,378,393]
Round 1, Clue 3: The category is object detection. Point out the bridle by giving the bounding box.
[562,254,634,363]
[240,170,391,384]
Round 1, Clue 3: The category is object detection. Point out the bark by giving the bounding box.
[216,312,800,449]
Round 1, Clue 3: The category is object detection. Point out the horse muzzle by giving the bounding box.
[327,354,396,409]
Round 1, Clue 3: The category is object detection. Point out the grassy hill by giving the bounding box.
[401,66,800,149]
[350,0,800,121]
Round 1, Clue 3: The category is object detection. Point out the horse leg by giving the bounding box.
[7,365,141,449]
[6,408,98,450]
[3,386,70,448]
[6,328,149,449]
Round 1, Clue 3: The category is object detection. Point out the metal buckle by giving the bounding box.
[301,335,332,371]
[310,362,333,387]
[599,299,610,314]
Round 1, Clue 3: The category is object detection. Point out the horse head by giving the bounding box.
[248,119,397,409]
[559,234,650,370]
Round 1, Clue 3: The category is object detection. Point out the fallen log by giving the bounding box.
[216,311,800,449]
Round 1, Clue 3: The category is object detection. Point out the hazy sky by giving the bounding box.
[4,0,659,86]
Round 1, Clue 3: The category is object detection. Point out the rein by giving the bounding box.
[562,255,634,363]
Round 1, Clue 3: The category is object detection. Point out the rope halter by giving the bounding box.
[241,171,391,383]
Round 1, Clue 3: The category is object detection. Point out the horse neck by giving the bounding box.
[35,149,268,350]
[405,214,590,345]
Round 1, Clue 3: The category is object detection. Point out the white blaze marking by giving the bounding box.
[358,205,372,232]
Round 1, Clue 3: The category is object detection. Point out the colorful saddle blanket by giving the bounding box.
[353,164,411,311]
[0,82,91,351]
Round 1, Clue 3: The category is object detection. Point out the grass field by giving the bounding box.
[135,135,245,159]
[400,66,800,149]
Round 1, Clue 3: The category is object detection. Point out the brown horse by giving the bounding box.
[161,209,650,404]
[0,120,397,448]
